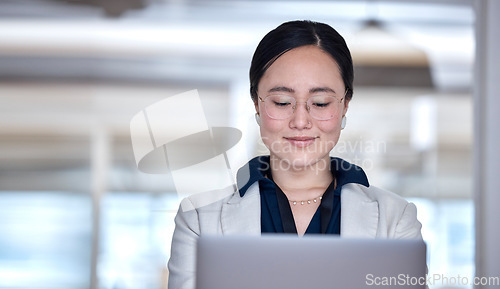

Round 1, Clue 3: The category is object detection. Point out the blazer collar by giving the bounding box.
[236,156,370,198]
[221,182,261,235]
[220,183,380,238]
[340,183,379,238]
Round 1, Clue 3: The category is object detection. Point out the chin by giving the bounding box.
[271,152,330,171]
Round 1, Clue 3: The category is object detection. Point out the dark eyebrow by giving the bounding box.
[268,86,295,94]
[309,87,336,94]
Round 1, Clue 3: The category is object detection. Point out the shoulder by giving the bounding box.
[341,183,422,239]
[168,187,238,289]
[171,186,238,240]
[342,183,409,209]
[172,183,260,237]
[178,185,237,213]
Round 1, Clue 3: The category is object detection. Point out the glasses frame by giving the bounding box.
[258,88,349,120]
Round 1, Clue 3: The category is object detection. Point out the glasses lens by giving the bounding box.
[264,95,295,119]
[262,94,342,120]
[307,95,341,120]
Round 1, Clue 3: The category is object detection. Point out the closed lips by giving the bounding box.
[284,137,318,148]
[285,136,317,141]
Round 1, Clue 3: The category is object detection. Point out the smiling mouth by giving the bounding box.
[284,136,318,147]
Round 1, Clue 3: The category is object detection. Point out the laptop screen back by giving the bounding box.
[196,235,426,289]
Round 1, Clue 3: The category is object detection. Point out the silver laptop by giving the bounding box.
[196,235,426,289]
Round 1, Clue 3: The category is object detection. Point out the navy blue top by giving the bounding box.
[236,156,370,235]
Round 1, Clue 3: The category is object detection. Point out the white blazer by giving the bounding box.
[167,182,423,289]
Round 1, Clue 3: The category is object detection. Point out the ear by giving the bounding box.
[254,100,260,115]
[342,98,350,116]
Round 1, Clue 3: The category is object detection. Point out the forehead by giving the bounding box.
[258,45,344,95]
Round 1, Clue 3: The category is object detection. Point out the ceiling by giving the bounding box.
[0,0,474,90]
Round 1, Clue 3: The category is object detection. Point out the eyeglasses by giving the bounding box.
[258,90,347,120]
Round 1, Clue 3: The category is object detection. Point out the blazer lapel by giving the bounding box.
[219,182,379,237]
[340,183,379,238]
[221,183,261,235]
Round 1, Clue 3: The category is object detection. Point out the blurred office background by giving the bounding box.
[0,0,484,288]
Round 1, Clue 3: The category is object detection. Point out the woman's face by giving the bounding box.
[256,45,349,170]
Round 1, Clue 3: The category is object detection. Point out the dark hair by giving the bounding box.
[249,20,353,103]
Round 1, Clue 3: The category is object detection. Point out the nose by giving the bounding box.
[289,101,312,129]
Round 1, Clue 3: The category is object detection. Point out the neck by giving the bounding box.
[269,156,333,193]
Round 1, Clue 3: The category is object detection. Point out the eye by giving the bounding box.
[312,101,330,108]
[267,95,294,107]
[273,100,292,107]
[310,96,333,108]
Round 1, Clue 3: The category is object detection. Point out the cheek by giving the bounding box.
[317,116,341,133]
[260,117,281,131]
[259,117,284,145]
[317,118,342,146]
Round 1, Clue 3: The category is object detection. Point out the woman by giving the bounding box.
[167,20,423,289]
